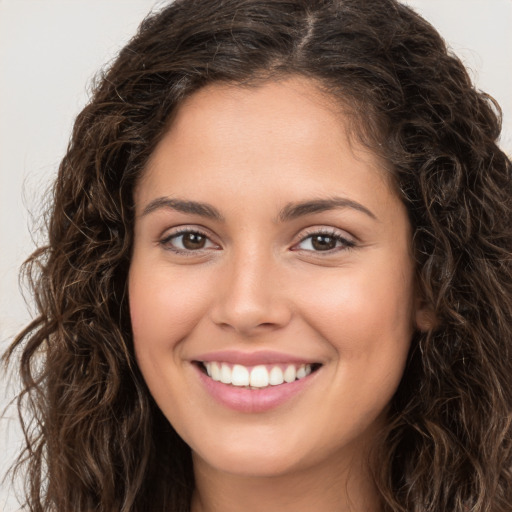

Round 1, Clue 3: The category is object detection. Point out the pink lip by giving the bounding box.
[193,350,317,366]
[193,363,319,413]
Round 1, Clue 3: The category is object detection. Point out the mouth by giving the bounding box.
[195,361,322,390]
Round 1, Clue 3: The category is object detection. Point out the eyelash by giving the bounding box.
[293,229,356,253]
[160,227,356,255]
[160,228,218,255]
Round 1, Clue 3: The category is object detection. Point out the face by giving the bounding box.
[129,78,425,478]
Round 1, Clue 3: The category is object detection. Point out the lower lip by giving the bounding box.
[195,365,318,413]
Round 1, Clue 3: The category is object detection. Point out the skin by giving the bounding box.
[129,77,430,512]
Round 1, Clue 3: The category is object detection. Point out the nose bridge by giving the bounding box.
[210,242,291,334]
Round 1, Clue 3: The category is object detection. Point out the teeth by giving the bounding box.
[296,365,307,379]
[283,365,296,383]
[249,365,269,388]
[220,364,231,384]
[231,364,249,386]
[269,366,284,386]
[210,362,221,381]
[202,362,314,388]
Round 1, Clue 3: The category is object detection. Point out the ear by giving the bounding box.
[414,294,438,332]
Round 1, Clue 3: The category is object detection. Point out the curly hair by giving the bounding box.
[4,0,512,510]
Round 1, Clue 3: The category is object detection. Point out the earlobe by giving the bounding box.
[414,300,438,332]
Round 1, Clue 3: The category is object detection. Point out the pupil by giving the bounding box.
[183,233,206,250]
[312,235,336,251]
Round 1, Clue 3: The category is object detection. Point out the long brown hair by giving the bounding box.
[4,0,512,510]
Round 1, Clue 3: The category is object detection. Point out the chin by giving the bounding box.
[188,430,314,478]
[194,449,309,478]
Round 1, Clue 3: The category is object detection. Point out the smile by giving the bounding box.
[200,362,319,389]
[192,351,323,412]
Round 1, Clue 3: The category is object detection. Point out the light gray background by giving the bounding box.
[1,1,511,509]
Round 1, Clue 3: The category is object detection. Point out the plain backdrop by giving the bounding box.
[1,1,511,509]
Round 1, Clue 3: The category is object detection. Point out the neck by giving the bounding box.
[190,451,382,512]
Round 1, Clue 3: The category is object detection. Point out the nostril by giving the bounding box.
[209,289,293,335]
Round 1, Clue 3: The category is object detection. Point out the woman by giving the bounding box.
[5,0,512,510]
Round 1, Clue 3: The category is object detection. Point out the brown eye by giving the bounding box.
[294,231,355,253]
[162,230,217,252]
[310,234,337,251]
[181,232,207,250]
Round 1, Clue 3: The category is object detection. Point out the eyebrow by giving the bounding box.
[141,197,225,221]
[140,196,377,222]
[278,197,377,222]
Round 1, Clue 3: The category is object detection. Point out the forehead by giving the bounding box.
[136,77,397,217]
[169,77,341,135]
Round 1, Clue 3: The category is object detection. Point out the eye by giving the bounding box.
[160,229,219,252]
[293,230,355,252]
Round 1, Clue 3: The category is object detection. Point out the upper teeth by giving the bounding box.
[203,362,313,388]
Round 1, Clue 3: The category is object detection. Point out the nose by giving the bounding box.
[209,250,292,337]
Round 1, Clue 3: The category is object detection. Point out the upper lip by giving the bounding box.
[192,350,320,366]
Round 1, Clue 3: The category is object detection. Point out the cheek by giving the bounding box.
[128,264,211,354]
[298,260,416,375]
[303,267,414,422]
